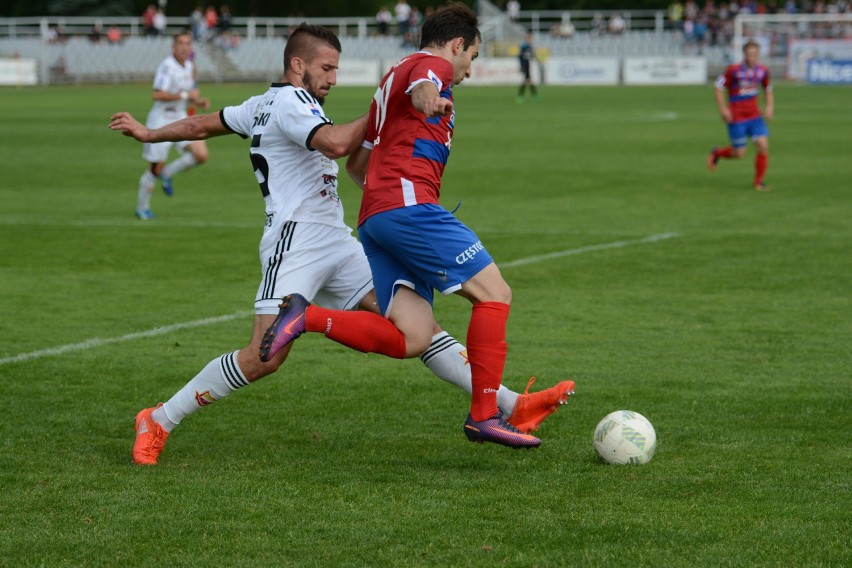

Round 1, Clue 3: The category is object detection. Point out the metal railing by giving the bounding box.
[0,10,667,41]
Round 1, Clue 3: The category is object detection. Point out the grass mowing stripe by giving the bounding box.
[0,233,677,365]
[0,311,250,366]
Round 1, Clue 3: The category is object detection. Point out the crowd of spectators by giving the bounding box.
[188,5,239,50]
[42,4,238,51]
[667,0,851,53]
[375,1,436,47]
[40,0,851,54]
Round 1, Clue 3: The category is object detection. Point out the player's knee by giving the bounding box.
[488,280,512,305]
[193,148,209,164]
[404,333,433,358]
[734,148,747,159]
[238,345,287,381]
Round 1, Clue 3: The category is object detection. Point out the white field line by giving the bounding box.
[0,311,250,366]
[501,232,679,268]
[0,232,679,366]
[0,218,259,229]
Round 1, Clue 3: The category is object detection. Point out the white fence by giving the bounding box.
[7,12,843,86]
[0,10,668,41]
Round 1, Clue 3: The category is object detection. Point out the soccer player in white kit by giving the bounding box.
[135,30,211,220]
[111,23,572,465]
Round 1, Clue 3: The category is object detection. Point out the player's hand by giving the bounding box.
[423,96,453,118]
[764,107,774,121]
[194,97,211,110]
[720,108,733,123]
[109,112,150,141]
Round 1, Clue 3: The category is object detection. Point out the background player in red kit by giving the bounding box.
[260,3,575,449]
[707,40,774,191]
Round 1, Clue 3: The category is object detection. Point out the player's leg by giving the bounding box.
[753,135,769,190]
[418,320,574,432]
[444,252,540,446]
[263,285,427,361]
[368,204,539,447]
[334,238,569,429]
[160,140,208,195]
[138,139,170,218]
[455,262,512,422]
[517,69,529,102]
[135,221,332,465]
[137,162,162,218]
[134,314,292,465]
[750,118,770,190]
[708,121,747,170]
[529,74,539,100]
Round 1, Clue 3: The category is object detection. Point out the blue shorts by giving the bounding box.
[358,204,494,315]
[727,117,769,148]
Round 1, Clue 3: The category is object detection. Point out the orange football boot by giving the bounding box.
[507,377,575,434]
[707,147,719,171]
[133,403,169,465]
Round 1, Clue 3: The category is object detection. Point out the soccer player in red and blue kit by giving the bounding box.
[260,3,575,449]
[707,40,774,191]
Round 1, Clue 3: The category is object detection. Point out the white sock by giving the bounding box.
[161,153,198,179]
[154,351,249,432]
[420,332,519,416]
[137,170,157,211]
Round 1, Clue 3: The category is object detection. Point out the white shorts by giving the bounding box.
[142,107,191,163]
[254,221,373,315]
[142,139,191,164]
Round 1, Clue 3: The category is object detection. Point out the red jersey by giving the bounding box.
[715,62,771,123]
[358,52,456,226]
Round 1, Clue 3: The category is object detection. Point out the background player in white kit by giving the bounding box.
[111,23,572,465]
[135,30,211,220]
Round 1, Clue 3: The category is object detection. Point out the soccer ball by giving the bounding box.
[593,410,657,465]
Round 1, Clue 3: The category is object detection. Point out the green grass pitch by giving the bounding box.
[0,81,849,566]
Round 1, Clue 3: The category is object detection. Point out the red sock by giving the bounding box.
[716,146,735,159]
[466,302,510,421]
[304,305,406,358]
[755,153,768,185]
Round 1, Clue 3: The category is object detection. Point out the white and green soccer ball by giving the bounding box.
[593,410,657,465]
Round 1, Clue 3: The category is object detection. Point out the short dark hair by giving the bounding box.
[283,23,342,72]
[743,40,760,52]
[420,2,481,51]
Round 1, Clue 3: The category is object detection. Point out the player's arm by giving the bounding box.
[411,81,454,118]
[345,145,371,190]
[309,113,369,160]
[763,86,774,121]
[109,111,230,142]
[713,82,732,123]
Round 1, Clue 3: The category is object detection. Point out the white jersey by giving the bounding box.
[220,83,370,314]
[146,55,195,129]
[220,83,344,229]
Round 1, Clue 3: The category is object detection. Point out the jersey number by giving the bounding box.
[372,72,394,142]
[249,134,270,197]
